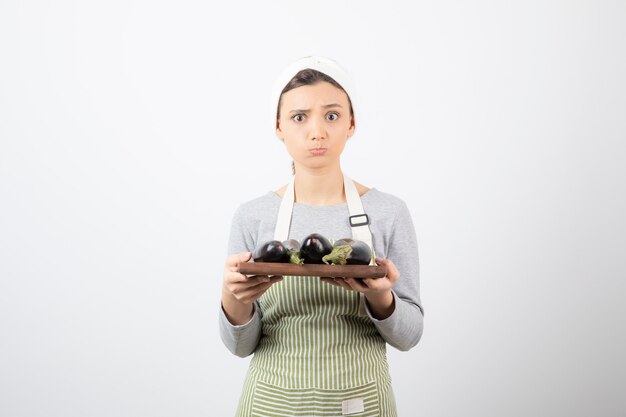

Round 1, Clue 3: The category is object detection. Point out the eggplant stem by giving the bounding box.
[322,245,352,265]
[288,250,304,265]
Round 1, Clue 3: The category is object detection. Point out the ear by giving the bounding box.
[275,119,285,142]
[347,115,355,139]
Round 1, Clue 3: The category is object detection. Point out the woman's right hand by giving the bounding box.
[222,252,283,305]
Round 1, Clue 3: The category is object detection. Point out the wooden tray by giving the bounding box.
[237,262,387,279]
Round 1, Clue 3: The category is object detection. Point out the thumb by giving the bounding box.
[241,251,252,262]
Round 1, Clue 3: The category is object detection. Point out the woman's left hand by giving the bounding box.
[320,257,399,319]
[321,257,398,293]
[321,258,400,320]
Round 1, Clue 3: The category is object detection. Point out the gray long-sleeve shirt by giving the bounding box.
[219,187,424,356]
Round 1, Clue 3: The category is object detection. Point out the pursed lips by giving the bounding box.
[309,148,328,155]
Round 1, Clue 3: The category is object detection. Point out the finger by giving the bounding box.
[229,278,273,297]
[243,276,283,292]
[225,271,249,284]
[229,277,268,292]
[344,277,369,292]
[362,277,389,288]
[362,277,391,291]
[362,277,375,288]
[235,280,275,302]
[227,273,267,285]
[375,258,399,281]
[333,278,354,291]
[383,259,400,281]
[236,275,282,286]
[225,253,253,276]
[226,251,253,268]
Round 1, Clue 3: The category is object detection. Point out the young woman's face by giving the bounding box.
[276,81,355,170]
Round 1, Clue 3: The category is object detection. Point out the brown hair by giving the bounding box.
[276,69,354,175]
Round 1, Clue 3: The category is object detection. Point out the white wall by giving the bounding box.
[1,1,625,416]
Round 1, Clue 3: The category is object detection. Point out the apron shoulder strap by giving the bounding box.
[274,176,296,242]
[343,174,375,264]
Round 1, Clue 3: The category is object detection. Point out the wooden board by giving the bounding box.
[237,262,387,279]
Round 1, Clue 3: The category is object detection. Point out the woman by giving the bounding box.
[219,56,424,416]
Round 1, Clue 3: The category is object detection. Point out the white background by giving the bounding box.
[1,1,625,416]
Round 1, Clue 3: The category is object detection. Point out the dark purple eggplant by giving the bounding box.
[253,240,289,263]
[322,238,372,265]
[282,239,303,265]
[299,233,333,264]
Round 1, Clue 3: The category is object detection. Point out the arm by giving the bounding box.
[219,298,263,358]
[218,205,264,358]
[362,201,424,351]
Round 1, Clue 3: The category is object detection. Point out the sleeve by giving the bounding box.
[362,200,424,351]
[218,204,264,357]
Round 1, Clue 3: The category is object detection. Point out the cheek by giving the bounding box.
[334,141,347,155]
[282,138,304,157]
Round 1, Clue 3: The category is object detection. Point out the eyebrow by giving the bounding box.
[289,103,343,114]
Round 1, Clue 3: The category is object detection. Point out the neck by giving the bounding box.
[293,163,345,206]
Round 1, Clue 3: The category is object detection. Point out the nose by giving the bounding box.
[308,116,327,142]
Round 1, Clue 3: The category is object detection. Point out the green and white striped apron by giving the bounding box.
[236,174,398,417]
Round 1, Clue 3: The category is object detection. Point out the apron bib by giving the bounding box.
[235,174,398,417]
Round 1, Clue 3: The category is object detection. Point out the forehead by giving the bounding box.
[280,81,350,108]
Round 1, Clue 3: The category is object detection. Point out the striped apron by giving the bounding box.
[235,174,398,417]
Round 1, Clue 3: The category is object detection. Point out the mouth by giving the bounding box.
[309,148,328,156]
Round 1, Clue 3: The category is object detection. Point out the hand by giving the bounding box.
[223,252,283,305]
[320,257,399,319]
[320,257,398,293]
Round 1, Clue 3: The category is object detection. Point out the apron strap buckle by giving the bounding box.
[349,213,370,227]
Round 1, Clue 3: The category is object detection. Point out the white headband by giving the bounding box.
[269,55,358,135]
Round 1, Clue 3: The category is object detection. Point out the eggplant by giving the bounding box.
[322,238,372,265]
[299,233,333,264]
[282,239,304,265]
[253,240,289,263]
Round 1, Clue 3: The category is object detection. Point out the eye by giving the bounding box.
[327,112,340,121]
[292,114,305,122]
